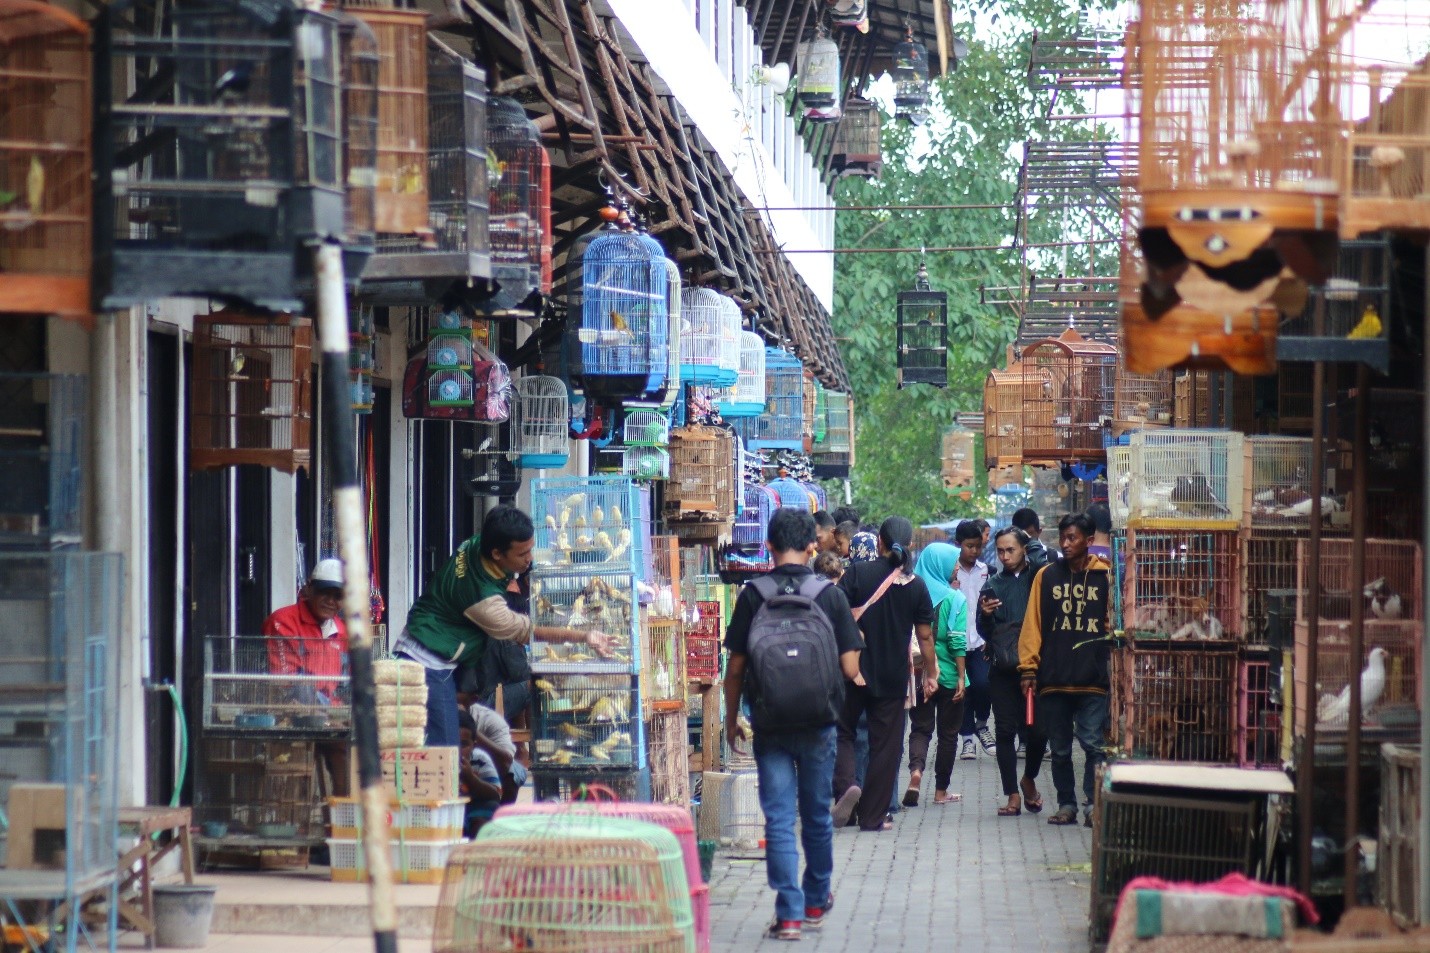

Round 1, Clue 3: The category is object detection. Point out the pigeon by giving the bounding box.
[1365,578,1404,620]
[213,62,254,104]
[1316,647,1389,728]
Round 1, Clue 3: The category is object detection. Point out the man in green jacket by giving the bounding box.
[394,505,612,746]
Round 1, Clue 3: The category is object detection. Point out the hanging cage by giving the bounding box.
[983,356,1027,469]
[799,371,820,452]
[1017,328,1118,461]
[679,287,739,387]
[513,374,569,469]
[896,262,949,387]
[812,390,853,479]
[735,347,804,451]
[1113,366,1174,425]
[484,95,551,314]
[797,35,840,109]
[717,330,767,419]
[892,33,931,120]
[578,218,670,400]
[335,13,378,277]
[623,409,670,448]
[402,307,513,422]
[0,0,91,321]
[719,481,779,579]
[95,0,346,310]
[666,425,737,522]
[623,445,671,481]
[463,420,522,501]
[191,311,314,473]
[831,97,882,179]
[362,37,490,302]
[941,424,976,493]
[766,476,814,511]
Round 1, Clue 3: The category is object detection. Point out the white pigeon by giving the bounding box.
[1365,578,1404,620]
[1281,495,1340,518]
[1316,647,1390,728]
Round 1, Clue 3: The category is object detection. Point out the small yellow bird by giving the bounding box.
[1347,304,1382,340]
[27,155,43,216]
[229,352,246,377]
[609,310,633,335]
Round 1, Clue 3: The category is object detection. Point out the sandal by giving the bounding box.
[902,770,922,807]
[933,790,961,804]
[1020,776,1044,814]
[1047,807,1078,825]
[997,798,1022,817]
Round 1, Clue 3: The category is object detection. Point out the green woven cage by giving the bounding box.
[434,812,695,953]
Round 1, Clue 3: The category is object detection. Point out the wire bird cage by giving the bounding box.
[193,738,322,846]
[1124,429,1244,530]
[339,4,426,236]
[362,37,489,301]
[941,424,976,492]
[530,573,640,674]
[485,95,551,312]
[1292,620,1421,733]
[95,0,346,311]
[1294,538,1422,623]
[665,426,737,522]
[1111,639,1240,763]
[1113,368,1173,425]
[812,390,854,479]
[648,708,691,809]
[727,481,777,557]
[0,374,85,548]
[1238,651,1281,768]
[623,446,670,482]
[1089,786,1260,942]
[679,288,739,387]
[0,552,122,938]
[684,599,721,683]
[434,814,692,953]
[512,375,569,469]
[896,262,948,388]
[763,477,812,512]
[717,770,764,853]
[531,672,642,768]
[191,311,313,473]
[717,331,766,420]
[1016,328,1118,461]
[1278,235,1394,371]
[891,32,930,120]
[830,98,881,178]
[735,348,804,451]
[797,34,839,108]
[1123,528,1242,639]
[1247,436,1330,528]
[202,635,352,736]
[580,225,670,399]
[624,409,670,448]
[642,616,686,713]
[1242,530,1310,644]
[0,0,90,320]
[529,475,651,577]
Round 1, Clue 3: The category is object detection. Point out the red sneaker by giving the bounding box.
[804,893,834,928]
[767,919,802,941]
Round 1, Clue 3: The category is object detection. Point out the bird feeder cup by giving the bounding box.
[896,263,949,388]
[0,0,91,321]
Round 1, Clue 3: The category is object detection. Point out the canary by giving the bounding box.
[609,310,632,335]
[1347,304,1382,340]
[229,353,246,377]
[27,156,43,215]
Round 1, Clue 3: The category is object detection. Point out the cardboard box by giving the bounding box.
[348,746,460,801]
[7,783,72,869]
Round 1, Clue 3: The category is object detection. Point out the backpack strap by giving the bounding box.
[749,574,781,603]
[796,574,831,600]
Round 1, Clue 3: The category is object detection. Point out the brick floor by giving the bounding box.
[708,743,1095,952]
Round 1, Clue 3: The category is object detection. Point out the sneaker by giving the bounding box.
[767,920,802,941]
[832,786,861,828]
[977,726,997,754]
[960,738,978,760]
[804,893,833,928]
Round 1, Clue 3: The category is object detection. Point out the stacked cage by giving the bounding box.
[579,225,670,400]
[665,426,737,524]
[717,331,766,419]
[623,409,671,482]
[1122,528,1242,640]
[983,360,1028,468]
[1124,429,1245,530]
[684,599,722,684]
[1112,369,1173,427]
[719,482,778,581]
[334,14,378,276]
[1110,640,1241,763]
[512,375,569,469]
[1018,328,1118,461]
[641,535,685,715]
[485,95,551,310]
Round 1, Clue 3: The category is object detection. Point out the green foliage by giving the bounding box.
[834,0,1107,525]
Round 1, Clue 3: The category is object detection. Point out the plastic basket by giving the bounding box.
[327,837,464,884]
[327,798,465,841]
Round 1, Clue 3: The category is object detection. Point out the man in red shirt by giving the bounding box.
[263,558,349,794]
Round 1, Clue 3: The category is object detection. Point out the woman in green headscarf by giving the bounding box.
[905,542,968,806]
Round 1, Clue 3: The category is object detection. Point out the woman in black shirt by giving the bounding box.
[831,517,938,832]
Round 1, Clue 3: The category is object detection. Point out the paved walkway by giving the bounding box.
[708,745,1095,952]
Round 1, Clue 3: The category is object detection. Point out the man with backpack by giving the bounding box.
[725,509,864,942]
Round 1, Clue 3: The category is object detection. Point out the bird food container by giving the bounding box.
[532,673,644,769]
[1292,619,1421,734]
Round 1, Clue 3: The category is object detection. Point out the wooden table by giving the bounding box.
[116,806,195,947]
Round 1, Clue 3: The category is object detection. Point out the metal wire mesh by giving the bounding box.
[0,373,85,546]
[684,600,721,683]
[193,738,322,839]
[514,375,569,467]
[530,571,639,673]
[1247,436,1323,528]
[1126,429,1245,530]
[1294,538,1422,622]
[1242,530,1307,644]
[1111,640,1240,762]
[1238,652,1280,768]
[202,635,351,735]
[1292,619,1421,731]
[718,332,766,417]
[718,770,764,853]
[1124,528,1242,638]
[530,475,651,576]
[797,36,839,107]
[1113,368,1173,424]
[896,287,948,387]
[744,349,803,450]
[643,616,686,712]
[487,94,551,295]
[624,410,671,448]
[581,229,669,388]
[831,97,881,177]
[531,672,641,769]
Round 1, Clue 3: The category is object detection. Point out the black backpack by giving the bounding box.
[744,575,844,730]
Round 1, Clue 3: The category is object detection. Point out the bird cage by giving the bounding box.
[892,32,931,120]
[361,38,490,302]
[1277,235,1394,371]
[727,481,778,559]
[1171,371,1212,427]
[1113,367,1173,425]
[642,618,686,713]
[1241,530,1307,644]
[941,424,976,493]
[579,222,670,400]
[624,446,670,481]
[0,373,86,548]
[666,425,737,521]
[1125,429,1245,530]
[1122,528,1243,640]
[486,95,551,310]
[717,331,766,419]
[1247,436,1327,528]
[433,814,692,953]
[1018,327,1118,461]
[800,372,819,451]
[335,13,378,268]
[679,287,739,387]
[0,0,90,320]
[982,363,1027,467]
[653,259,683,408]
[343,5,428,235]
[1338,49,1430,238]
[623,409,670,448]
[766,477,813,511]
[529,475,652,577]
[191,311,314,473]
[812,390,853,478]
[1292,620,1420,734]
[742,348,804,451]
[811,378,828,443]
[831,98,882,178]
[797,34,839,108]
[1110,639,1240,763]
[513,375,569,469]
[1107,444,1132,529]
[95,0,346,311]
[896,262,948,388]
[1294,538,1422,623]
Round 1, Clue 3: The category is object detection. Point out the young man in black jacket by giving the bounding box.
[1011,507,1055,569]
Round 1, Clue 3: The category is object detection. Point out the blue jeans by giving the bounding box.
[959,650,991,736]
[1040,691,1109,811]
[397,654,459,747]
[754,726,838,922]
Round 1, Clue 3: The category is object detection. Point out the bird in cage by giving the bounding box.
[1317,647,1389,728]
[1365,578,1404,620]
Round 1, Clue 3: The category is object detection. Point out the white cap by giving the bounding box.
[309,558,344,589]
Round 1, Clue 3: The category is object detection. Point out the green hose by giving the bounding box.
[167,682,188,808]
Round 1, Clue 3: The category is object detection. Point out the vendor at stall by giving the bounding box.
[393,505,614,747]
[262,558,350,796]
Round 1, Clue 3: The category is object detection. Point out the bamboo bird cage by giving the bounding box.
[1018,327,1119,462]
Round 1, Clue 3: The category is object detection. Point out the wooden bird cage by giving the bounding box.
[812,390,853,479]
[1018,327,1118,462]
[96,0,346,311]
[942,424,976,493]
[1113,367,1173,426]
[191,311,313,473]
[486,95,551,312]
[335,13,378,270]
[983,358,1028,469]
[892,33,931,121]
[0,0,90,321]
[1171,371,1212,427]
[896,262,948,388]
[343,4,428,236]
[800,371,819,451]
[362,37,489,303]
[831,98,882,178]
[578,223,670,400]
[797,34,839,109]
[665,425,736,522]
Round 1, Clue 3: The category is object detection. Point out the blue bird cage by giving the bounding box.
[740,348,804,450]
[679,288,739,387]
[767,476,814,511]
[717,331,766,419]
[578,223,669,400]
[732,482,778,552]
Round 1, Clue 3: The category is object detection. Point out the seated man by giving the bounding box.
[458,709,504,837]
[467,699,528,801]
[263,558,349,795]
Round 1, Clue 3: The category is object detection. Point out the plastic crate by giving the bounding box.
[532,672,644,768]
[1126,429,1245,530]
[327,837,463,884]
[529,568,640,673]
[327,798,465,841]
